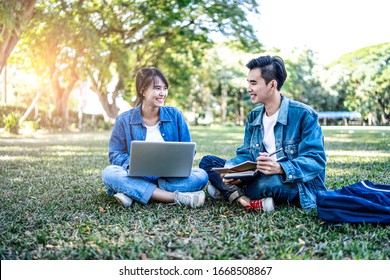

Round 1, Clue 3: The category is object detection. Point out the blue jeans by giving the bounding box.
[102,165,208,204]
[199,155,300,206]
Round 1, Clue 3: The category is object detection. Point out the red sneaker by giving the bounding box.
[245,197,275,212]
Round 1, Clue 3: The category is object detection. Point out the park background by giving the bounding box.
[0,0,389,263]
[0,0,389,133]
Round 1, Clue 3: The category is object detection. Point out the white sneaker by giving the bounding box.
[206,182,224,200]
[113,193,133,208]
[174,190,205,208]
[262,197,275,212]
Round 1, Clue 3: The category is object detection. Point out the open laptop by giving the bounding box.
[128,141,196,177]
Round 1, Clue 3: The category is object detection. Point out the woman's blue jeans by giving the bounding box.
[102,165,208,204]
[199,155,300,205]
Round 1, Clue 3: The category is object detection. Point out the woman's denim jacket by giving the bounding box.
[225,95,327,210]
[108,105,191,170]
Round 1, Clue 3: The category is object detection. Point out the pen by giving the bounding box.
[252,147,285,177]
[265,147,283,157]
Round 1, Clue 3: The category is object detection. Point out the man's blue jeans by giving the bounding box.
[102,165,208,204]
[199,155,300,205]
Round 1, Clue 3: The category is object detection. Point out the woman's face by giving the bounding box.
[142,77,168,108]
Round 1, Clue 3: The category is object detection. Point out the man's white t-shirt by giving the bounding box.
[145,122,164,142]
[262,109,280,159]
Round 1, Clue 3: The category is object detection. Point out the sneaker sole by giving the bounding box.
[190,191,205,208]
[114,194,131,208]
[188,191,205,208]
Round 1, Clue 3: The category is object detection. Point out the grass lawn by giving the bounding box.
[0,126,389,260]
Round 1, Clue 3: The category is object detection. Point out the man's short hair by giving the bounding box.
[246,55,287,90]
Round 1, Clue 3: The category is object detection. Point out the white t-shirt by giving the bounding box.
[262,109,280,159]
[145,122,164,142]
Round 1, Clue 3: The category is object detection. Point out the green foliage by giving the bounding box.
[174,44,255,125]
[5,1,388,127]
[79,115,113,131]
[0,127,389,259]
[282,49,338,111]
[3,111,20,134]
[0,105,24,126]
[326,43,390,124]
[0,104,110,131]
[22,120,40,131]
[11,0,261,121]
[0,0,33,38]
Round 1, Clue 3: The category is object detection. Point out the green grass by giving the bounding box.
[0,126,389,260]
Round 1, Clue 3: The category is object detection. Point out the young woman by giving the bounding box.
[102,67,208,208]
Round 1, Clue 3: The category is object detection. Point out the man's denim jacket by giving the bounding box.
[225,95,327,210]
[108,105,191,169]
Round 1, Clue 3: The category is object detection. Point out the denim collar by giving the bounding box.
[250,95,289,126]
[278,95,289,125]
[130,104,173,125]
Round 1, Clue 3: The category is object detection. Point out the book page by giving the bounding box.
[211,161,257,173]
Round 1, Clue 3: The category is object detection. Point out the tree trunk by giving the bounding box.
[51,74,77,128]
[0,0,36,74]
[1,63,6,103]
[221,87,227,125]
[192,102,199,126]
[96,91,119,119]
[377,95,390,124]
[0,31,19,76]
[239,100,245,126]
[19,90,43,123]
[90,74,121,119]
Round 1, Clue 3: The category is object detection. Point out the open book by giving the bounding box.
[211,161,258,179]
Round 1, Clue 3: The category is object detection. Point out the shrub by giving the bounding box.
[4,112,20,134]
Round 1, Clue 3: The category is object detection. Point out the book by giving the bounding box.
[211,155,287,180]
[224,170,257,179]
[211,161,257,174]
[212,161,258,180]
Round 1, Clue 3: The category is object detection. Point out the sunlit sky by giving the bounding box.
[254,0,389,64]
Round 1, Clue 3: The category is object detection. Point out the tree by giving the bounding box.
[0,0,36,74]
[327,43,390,125]
[14,0,261,126]
[15,0,87,127]
[282,48,337,112]
[180,44,255,125]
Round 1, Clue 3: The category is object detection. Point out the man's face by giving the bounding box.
[246,68,274,104]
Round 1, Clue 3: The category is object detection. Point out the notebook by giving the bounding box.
[128,141,196,177]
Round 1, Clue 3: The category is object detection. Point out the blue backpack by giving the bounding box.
[317,180,390,224]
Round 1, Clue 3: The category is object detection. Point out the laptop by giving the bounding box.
[128,141,196,177]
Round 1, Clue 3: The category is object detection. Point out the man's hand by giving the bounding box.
[256,152,284,175]
[221,173,242,186]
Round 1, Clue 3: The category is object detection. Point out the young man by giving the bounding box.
[199,55,326,211]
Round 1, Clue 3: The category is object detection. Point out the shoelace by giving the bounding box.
[245,199,264,211]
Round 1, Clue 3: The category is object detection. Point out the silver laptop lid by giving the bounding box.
[129,141,196,177]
